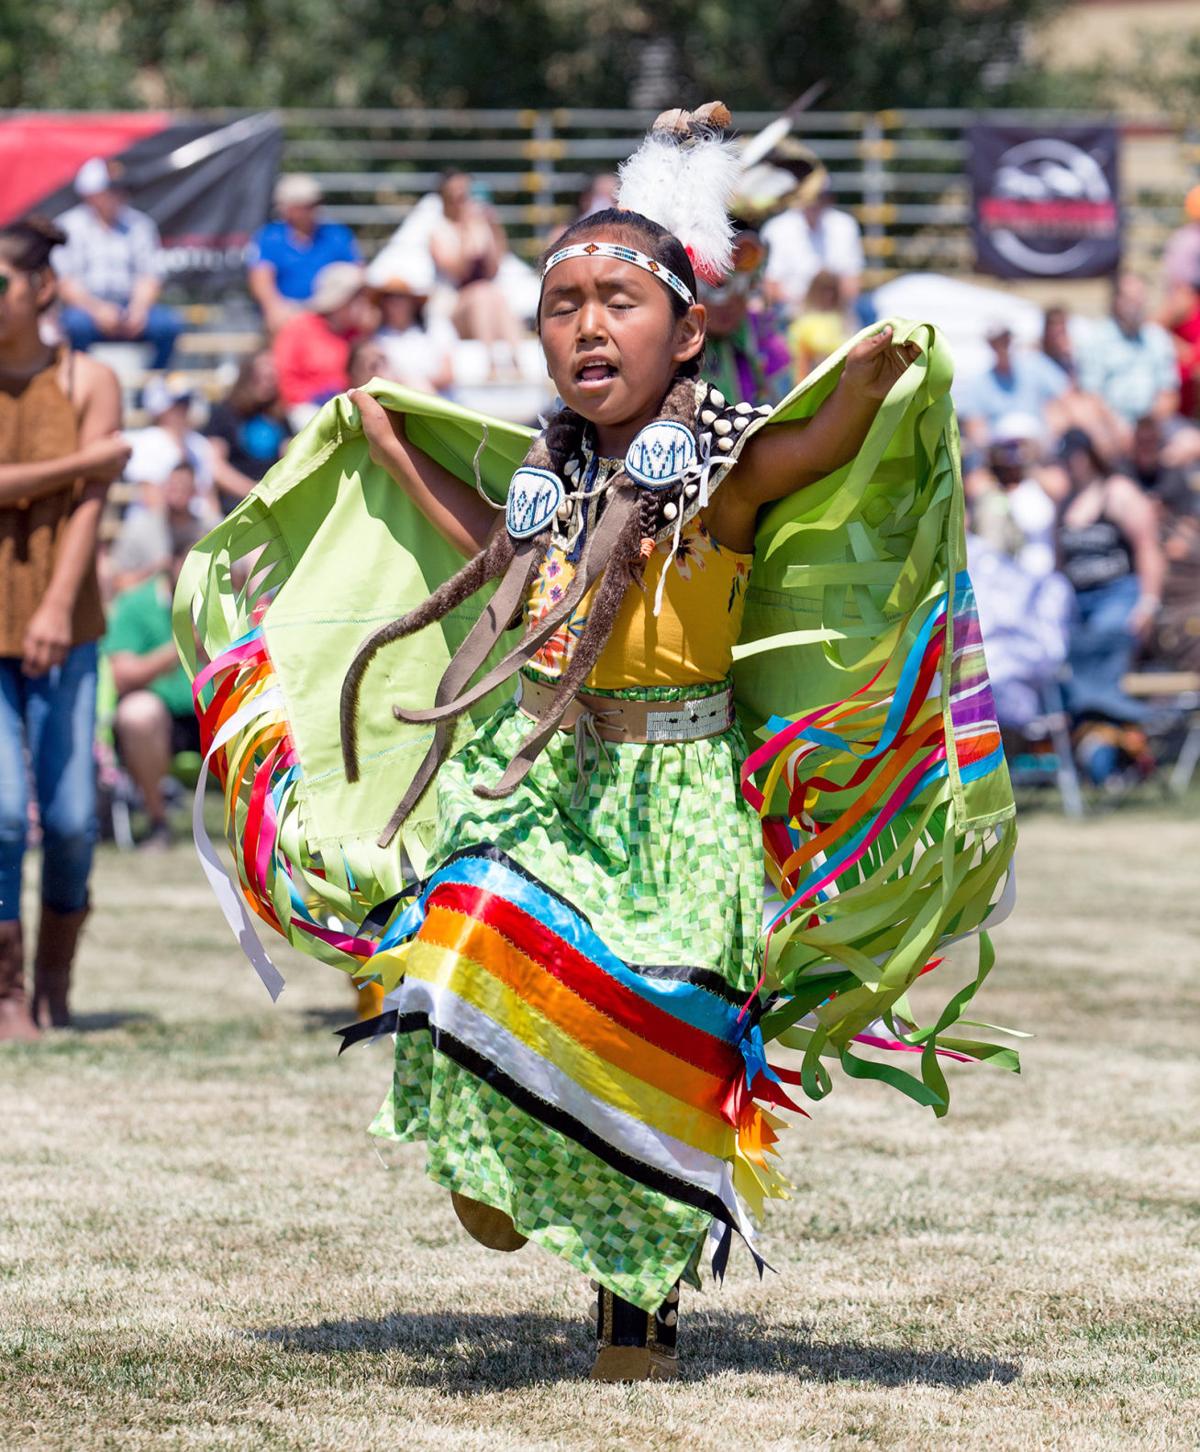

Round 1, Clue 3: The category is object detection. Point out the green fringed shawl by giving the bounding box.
[174,318,1020,1114]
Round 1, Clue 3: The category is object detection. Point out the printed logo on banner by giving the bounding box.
[969,124,1121,280]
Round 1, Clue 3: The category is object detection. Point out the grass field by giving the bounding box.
[2,805,1199,1451]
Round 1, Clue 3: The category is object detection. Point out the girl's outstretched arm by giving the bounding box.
[707,327,921,551]
[352,389,498,558]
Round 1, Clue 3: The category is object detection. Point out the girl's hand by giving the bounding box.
[841,326,922,400]
[351,389,409,472]
[22,598,73,677]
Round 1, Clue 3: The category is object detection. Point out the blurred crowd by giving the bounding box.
[18,149,1200,856]
[6,136,1200,1040]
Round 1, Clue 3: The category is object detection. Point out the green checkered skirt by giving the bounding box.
[370,678,764,1309]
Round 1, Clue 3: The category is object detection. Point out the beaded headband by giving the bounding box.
[541,241,695,307]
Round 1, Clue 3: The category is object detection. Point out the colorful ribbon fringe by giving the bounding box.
[352,847,805,1244]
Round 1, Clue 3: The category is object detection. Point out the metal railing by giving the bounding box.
[279,107,1199,281]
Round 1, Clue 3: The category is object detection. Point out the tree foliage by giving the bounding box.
[1,0,1076,112]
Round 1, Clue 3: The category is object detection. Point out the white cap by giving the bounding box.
[274,173,322,209]
[366,247,435,297]
[75,157,117,197]
[311,262,366,314]
[142,375,194,418]
[985,316,1015,342]
[990,412,1043,446]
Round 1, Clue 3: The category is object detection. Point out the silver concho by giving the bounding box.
[624,419,698,491]
[506,466,564,538]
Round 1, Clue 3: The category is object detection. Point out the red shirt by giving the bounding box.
[273,311,352,409]
[1171,305,1200,419]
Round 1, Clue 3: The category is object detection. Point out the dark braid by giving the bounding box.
[475,488,644,800]
[542,403,588,478]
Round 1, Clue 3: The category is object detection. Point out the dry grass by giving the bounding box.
[2,803,1199,1451]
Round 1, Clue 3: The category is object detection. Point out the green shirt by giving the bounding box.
[105,575,193,718]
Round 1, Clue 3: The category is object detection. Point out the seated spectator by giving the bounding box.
[1162,185,1200,291]
[125,376,217,517]
[1075,274,1179,435]
[1056,429,1165,755]
[971,421,1059,580]
[369,255,457,395]
[273,263,377,429]
[52,158,182,370]
[346,337,391,390]
[697,227,790,406]
[1158,274,1200,420]
[549,175,622,244]
[429,171,524,375]
[1124,415,1195,502]
[956,321,1071,450]
[106,521,207,848]
[1041,304,1077,380]
[966,529,1072,736]
[1151,467,1200,673]
[247,174,360,335]
[204,350,291,512]
[762,181,864,315]
[788,269,851,382]
[106,457,202,597]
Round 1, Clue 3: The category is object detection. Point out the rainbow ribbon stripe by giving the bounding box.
[344,847,803,1249]
[735,571,1016,1108]
[191,627,806,1258]
[190,624,384,998]
[744,572,1002,930]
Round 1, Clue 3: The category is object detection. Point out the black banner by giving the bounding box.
[969,123,1121,280]
[1,113,283,296]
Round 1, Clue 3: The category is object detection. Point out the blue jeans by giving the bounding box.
[59,303,183,370]
[1065,574,1145,725]
[0,643,98,922]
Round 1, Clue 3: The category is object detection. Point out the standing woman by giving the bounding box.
[0,218,129,1039]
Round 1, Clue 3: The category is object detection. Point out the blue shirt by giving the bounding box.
[956,351,1070,432]
[247,220,360,301]
[1074,317,1179,424]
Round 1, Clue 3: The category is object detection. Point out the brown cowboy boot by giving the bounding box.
[0,919,39,1042]
[31,904,88,1029]
[589,1282,680,1382]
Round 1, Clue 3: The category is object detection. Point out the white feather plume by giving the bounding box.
[616,128,741,284]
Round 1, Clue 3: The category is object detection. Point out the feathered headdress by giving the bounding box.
[615,102,741,285]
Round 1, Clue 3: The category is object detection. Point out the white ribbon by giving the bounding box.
[191,685,287,1000]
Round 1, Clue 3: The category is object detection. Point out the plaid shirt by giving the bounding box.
[53,203,164,304]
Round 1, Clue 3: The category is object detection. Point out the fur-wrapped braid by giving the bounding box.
[340,521,520,783]
[342,371,707,831]
[475,486,644,800]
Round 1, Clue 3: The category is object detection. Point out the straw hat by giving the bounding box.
[311,262,366,315]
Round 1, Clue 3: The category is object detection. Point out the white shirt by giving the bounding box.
[124,425,215,495]
[378,318,457,394]
[53,203,164,303]
[762,206,865,308]
[1008,477,1058,580]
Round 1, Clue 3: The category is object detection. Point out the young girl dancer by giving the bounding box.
[178,107,1016,1380]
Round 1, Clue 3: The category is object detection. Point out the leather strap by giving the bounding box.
[392,489,636,727]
